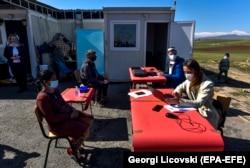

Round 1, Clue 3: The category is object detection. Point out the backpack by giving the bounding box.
[213,99,226,135]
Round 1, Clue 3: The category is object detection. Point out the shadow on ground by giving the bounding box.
[88,118,129,141]
[76,147,131,168]
[0,144,40,168]
[227,107,250,117]
[202,68,250,88]
[223,136,250,151]
[0,80,132,111]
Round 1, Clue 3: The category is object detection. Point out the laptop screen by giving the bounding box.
[148,87,170,103]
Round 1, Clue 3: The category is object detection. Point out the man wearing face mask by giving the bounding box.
[171,59,219,129]
[158,47,185,88]
[80,50,108,107]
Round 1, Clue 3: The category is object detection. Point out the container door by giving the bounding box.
[169,21,195,60]
[76,30,104,75]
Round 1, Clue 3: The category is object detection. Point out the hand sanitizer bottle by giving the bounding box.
[75,86,80,97]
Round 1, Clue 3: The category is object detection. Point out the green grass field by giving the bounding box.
[193,39,250,72]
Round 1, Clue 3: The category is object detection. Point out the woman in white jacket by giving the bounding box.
[172,59,219,129]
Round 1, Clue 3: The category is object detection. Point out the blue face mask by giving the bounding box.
[49,80,59,89]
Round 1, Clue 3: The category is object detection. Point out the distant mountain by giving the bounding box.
[195,34,250,40]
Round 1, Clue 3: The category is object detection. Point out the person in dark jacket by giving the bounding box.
[80,50,108,107]
[4,34,27,92]
[158,47,186,88]
[218,53,230,82]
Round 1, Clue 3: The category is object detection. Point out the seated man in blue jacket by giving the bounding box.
[80,50,108,107]
[158,47,186,88]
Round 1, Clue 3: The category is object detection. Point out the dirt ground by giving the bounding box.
[201,64,250,151]
[0,66,250,168]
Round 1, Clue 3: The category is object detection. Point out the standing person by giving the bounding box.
[158,47,185,88]
[218,53,230,82]
[170,59,219,129]
[4,34,27,92]
[5,34,18,82]
[36,70,94,158]
[80,50,108,107]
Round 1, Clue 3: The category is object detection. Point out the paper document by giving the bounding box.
[164,104,196,112]
[128,89,152,98]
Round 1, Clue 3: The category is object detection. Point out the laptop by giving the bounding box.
[147,71,157,76]
[148,86,174,103]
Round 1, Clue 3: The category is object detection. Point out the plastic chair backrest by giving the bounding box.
[35,107,49,139]
[213,92,231,135]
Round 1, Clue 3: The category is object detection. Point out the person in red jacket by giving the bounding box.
[36,70,94,159]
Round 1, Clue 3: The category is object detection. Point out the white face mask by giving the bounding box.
[224,56,228,59]
[49,80,59,89]
[185,73,194,81]
[169,54,176,60]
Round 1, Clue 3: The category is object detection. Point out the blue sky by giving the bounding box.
[38,0,250,37]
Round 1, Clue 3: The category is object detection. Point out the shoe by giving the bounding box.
[67,148,81,161]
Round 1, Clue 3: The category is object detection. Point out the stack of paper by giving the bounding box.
[128,89,152,98]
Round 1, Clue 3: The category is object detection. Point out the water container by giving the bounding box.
[75,86,80,97]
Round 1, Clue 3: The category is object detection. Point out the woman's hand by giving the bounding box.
[166,97,180,105]
[172,91,182,98]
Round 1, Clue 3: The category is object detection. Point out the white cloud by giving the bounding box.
[195,30,250,38]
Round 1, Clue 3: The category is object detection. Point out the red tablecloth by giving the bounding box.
[130,101,224,152]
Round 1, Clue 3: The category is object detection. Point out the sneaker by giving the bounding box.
[67,148,81,161]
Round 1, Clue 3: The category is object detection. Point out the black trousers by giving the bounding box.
[95,83,108,102]
[218,70,228,81]
[10,63,27,90]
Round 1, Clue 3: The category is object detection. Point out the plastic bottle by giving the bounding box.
[75,86,80,97]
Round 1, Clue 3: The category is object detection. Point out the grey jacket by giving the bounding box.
[174,74,219,129]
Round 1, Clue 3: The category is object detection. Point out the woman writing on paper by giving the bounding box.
[170,59,219,129]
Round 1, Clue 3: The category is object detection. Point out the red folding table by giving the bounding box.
[129,89,224,152]
[61,87,94,115]
[129,67,166,89]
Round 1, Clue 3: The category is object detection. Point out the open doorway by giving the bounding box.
[146,22,168,71]
[5,20,31,74]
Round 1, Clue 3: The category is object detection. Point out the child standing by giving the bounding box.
[218,53,230,82]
